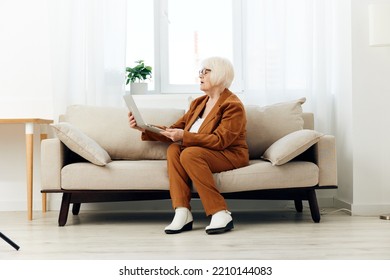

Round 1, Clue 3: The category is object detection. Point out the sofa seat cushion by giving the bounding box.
[214,160,319,193]
[61,160,170,190]
[61,159,319,193]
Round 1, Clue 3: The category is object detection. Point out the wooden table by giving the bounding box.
[0,118,53,220]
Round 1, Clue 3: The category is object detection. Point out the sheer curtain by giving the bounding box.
[242,0,351,134]
[47,0,351,134]
[48,0,127,119]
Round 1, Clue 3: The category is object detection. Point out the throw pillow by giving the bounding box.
[246,97,306,159]
[64,105,185,160]
[51,122,112,166]
[262,129,323,165]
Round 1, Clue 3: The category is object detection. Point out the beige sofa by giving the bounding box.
[41,97,337,226]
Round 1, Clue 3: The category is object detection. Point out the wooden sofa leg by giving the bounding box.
[58,193,71,227]
[307,189,321,223]
[294,199,303,212]
[72,203,81,215]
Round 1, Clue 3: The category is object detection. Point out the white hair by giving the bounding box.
[200,57,234,88]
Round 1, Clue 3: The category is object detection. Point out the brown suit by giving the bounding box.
[142,89,249,215]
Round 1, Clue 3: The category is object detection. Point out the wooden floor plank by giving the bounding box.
[1,209,390,260]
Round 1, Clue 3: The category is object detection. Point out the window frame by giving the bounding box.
[154,0,243,94]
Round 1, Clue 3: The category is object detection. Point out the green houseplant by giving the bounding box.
[126,60,152,94]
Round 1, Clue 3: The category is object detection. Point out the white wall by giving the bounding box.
[1,0,390,215]
[0,0,53,119]
[0,0,53,211]
[347,0,390,215]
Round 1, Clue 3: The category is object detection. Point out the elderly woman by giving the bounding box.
[128,57,249,234]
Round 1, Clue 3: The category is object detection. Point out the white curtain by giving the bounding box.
[47,0,351,134]
[242,0,351,134]
[48,0,127,120]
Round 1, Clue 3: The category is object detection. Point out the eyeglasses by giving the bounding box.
[199,68,212,76]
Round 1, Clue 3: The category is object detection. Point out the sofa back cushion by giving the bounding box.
[61,98,312,161]
[246,98,306,159]
[63,105,185,160]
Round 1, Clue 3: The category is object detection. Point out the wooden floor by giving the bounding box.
[1,208,390,260]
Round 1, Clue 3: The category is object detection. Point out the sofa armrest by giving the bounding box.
[41,138,65,191]
[314,135,337,187]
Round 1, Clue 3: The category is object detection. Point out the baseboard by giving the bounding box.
[0,200,32,211]
[317,197,336,208]
[333,197,352,211]
[334,197,390,216]
[351,203,390,216]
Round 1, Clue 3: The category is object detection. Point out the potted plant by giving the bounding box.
[126,60,152,94]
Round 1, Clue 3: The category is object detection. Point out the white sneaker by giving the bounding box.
[205,210,234,234]
[164,207,193,234]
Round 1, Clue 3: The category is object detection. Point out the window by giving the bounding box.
[126,0,242,94]
[126,0,155,91]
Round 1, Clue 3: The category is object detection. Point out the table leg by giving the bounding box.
[40,125,48,213]
[26,123,34,221]
[42,193,47,213]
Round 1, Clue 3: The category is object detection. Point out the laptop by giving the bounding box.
[123,94,165,134]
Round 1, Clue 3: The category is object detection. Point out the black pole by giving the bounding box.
[0,232,20,251]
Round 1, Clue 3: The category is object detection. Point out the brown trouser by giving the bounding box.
[167,144,236,216]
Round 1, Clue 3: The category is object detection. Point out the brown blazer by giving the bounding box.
[142,89,249,168]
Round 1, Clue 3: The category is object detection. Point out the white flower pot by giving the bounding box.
[130,83,148,95]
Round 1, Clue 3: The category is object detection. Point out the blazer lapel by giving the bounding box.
[184,96,208,131]
[198,89,231,132]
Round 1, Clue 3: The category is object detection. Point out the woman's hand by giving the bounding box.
[160,128,184,142]
[128,112,145,132]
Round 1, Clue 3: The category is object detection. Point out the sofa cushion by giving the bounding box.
[214,160,319,193]
[61,159,319,192]
[63,105,185,160]
[245,98,306,159]
[61,160,170,190]
[51,122,111,166]
[261,129,323,165]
